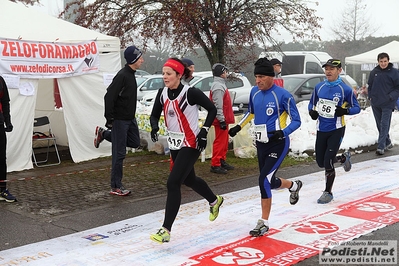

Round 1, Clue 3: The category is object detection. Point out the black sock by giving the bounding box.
[336,155,345,163]
[325,169,336,193]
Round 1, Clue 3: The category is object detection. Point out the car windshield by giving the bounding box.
[281,77,307,93]
[226,77,244,89]
[143,78,164,90]
[136,77,148,87]
[190,76,202,84]
[135,70,151,76]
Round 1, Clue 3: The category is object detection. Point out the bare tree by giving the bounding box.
[9,0,39,4]
[144,37,177,74]
[13,0,322,71]
[329,0,377,42]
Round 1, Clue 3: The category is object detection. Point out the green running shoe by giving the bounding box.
[150,227,170,243]
[209,195,224,221]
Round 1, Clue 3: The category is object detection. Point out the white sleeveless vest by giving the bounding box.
[161,85,199,148]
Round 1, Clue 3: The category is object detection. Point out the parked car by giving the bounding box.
[139,71,252,106]
[233,74,357,113]
[136,74,165,100]
[259,51,359,90]
[340,73,358,90]
[135,69,151,76]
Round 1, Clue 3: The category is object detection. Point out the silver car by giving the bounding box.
[234,74,356,112]
[139,71,252,106]
[136,74,165,100]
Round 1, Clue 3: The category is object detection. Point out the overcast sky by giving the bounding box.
[30,0,399,42]
[310,0,399,41]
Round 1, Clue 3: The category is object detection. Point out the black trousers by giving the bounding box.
[0,124,7,192]
[315,127,345,170]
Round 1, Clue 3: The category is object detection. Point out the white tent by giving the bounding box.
[0,0,120,171]
[345,41,399,65]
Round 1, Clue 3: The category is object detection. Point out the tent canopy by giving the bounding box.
[0,0,121,172]
[0,0,120,52]
[345,41,399,65]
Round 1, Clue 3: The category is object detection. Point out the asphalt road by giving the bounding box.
[1,146,398,265]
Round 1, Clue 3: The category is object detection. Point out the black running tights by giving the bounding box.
[162,147,217,232]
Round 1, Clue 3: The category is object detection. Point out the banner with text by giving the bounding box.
[0,38,100,78]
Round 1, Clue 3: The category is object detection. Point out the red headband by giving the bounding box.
[164,59,185,75]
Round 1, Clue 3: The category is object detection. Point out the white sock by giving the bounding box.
[210,199,217,206]
[290,181,298,191]
[260,219,269,227]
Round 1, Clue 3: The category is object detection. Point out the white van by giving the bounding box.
[259,51,358,89]
[260,51,327,75]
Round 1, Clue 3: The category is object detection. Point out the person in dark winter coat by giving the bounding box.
[93,45,144,196]
[0,76,16,202]
[367,52,399,155]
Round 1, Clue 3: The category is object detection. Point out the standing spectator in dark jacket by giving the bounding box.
[94,45,144,196]
[209,63,235,174]
[0,76,16,203]
[367,52,399,155]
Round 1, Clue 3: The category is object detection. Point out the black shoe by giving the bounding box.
[289,180,303,205]
[210,166,228,174]
[249,219,269,237]
[220,159,234,170]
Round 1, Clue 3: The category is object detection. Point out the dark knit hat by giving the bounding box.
[182,58,194,67]
[270,58,283,65]
[254,58,274,76]
[124,45,142,64]
[212,63,227,76]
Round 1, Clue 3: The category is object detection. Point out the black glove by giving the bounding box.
[269,130,284,142]
[228,125,241,137]
[105,118,113,129]
[196,128,208,152]
[220,121,227,130]
[151,127,159,142]
[335,106,349,117]
[4,123,13,132]
[309,110,319,120]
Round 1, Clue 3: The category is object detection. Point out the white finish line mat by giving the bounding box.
[1,156,399,265]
